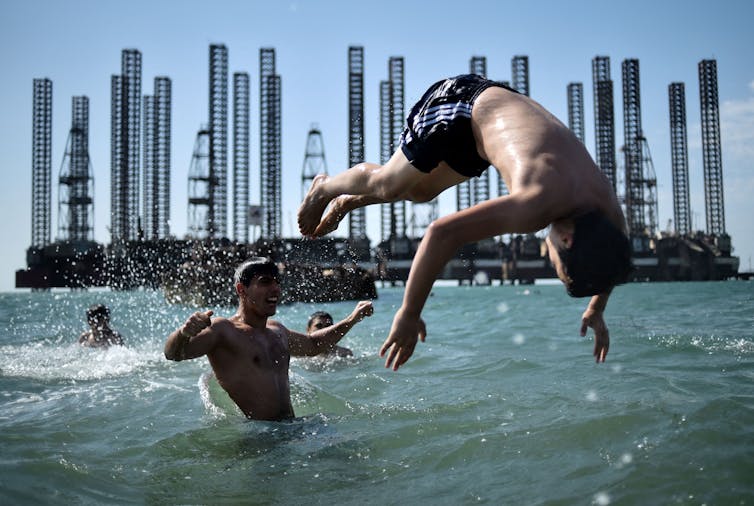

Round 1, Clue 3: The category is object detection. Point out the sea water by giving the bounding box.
[0,281,752,505]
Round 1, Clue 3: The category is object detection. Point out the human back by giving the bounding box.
[472,85,622,230]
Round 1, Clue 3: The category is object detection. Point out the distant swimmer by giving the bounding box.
[298,74,632,370]
[307,311,353,358]
[164,257,374,421]
[78,304,124,348]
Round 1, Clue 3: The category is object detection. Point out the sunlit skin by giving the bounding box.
[164,273,373,421]
[298,83,624,369]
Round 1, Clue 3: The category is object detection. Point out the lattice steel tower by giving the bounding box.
[233,72,250,243]
[698,59,725,236]
[260,48,282,239]
[31,78,52,249]
[208,44,228,238]
[668,82,691,235]
[592,56,617,193]
[512,55,530,96]
[142,76,171,240]
[111,49,142,243]
[622,59,645,235]
[379,57,406,242]
[567,82,585,144]
[301,125,327,200]
[348,46,367,240]
[58,96,94,242]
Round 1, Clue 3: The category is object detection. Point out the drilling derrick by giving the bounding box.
[111,49,142,243]
[348,46,367,240]
[58,96,94,242]
[143,77,171,240]
[592,56,617,193]
[208,44,228,238]
[301,125,327,200]
[698,59,725,237]
[622,59,645,236]
[188,128,212,237]
[379,57,406,242]
[31,78,52,249]
[567,82,585,144]
[260,48,282,239]
[668,82,691,235]
[233,72,250,243]
[511,55,530,97]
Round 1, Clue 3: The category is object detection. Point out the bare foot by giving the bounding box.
[313,195,350,237]
[298,174,332,236]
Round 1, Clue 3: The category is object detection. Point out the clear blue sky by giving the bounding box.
[2,0,753,291]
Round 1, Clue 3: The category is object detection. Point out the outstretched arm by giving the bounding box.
[164,310,217,361]
[580,291,612,362]
[380,191,553,370]
[288,301,374,356]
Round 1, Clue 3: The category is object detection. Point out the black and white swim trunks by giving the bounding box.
[399,74,515,178]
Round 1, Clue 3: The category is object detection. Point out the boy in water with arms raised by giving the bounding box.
[298,74,631,370]
[164,258,374,421]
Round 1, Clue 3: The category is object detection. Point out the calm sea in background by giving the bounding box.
[0,281,752,505]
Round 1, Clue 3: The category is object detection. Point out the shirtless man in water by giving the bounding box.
[298,74,631,371]
[164,257,374,421]
[79,304,124,348]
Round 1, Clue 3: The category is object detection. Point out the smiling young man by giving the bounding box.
[164,257,374,421]
[298,74,632,370]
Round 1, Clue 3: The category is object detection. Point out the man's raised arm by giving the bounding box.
[288,301,374,356]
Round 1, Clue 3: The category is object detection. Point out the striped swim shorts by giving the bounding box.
[399,74,512,177]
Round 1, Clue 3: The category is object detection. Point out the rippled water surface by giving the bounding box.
[1,281,752,504]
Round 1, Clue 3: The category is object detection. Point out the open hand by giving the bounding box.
[580,307,609,362]
[379,309,426,371]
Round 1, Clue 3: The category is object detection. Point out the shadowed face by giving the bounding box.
[307,315,333,333]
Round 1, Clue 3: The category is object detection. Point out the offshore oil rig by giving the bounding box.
[16,46,739,303]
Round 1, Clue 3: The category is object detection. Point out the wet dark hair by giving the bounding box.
[557,211,633,297]
[234,257,280,287]
[307,311,333,330]
[86,304,110,322]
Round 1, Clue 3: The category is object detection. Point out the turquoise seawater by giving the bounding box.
[0,281,752,505]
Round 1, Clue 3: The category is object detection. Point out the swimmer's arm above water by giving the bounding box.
[380,192,553,370]
[287,300,374,357]
[164,310,216,361]
[580,290,612,363]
